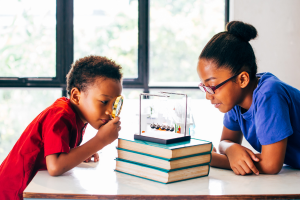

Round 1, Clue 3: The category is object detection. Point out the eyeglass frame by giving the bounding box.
[198,73,242,94]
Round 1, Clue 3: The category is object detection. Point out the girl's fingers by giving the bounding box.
[246,149,259,162]
[244,158,259,175]
[232,167,240,175]
[240,161,252,174]
[235,165,246,176]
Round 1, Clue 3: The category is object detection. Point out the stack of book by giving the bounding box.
[115,137,212,183]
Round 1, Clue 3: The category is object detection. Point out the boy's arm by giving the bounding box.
[46,117,121,176]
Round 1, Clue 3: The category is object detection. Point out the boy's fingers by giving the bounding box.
[111,116,120,123]
[246,149,259,162]
[93,153,99,162]
[117,126,121,132]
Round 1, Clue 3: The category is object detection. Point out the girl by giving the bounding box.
[0,55,122,199]
[197,21,300,175]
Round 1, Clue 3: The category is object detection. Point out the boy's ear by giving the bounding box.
[238,71,250,89]
[70,87,81,105]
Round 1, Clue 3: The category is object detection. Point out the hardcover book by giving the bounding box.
[117,137,212,159]
[117,147,211,170]
[115,158,210,184]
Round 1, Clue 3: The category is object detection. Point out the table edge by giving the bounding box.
[23,192,300,199]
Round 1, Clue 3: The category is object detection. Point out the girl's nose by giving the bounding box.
[206,92,214,100]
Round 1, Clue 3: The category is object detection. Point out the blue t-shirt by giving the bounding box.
[223,72,300,169]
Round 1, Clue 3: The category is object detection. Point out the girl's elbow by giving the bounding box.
[262,163,283,174]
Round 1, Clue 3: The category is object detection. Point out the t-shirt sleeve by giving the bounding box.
[255,92,293,145]
[223,108,241,131]
[43,111,74,157]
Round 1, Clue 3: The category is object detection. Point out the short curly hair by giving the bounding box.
[66,55,123,96]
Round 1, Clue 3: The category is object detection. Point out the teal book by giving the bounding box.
[115,158,210,184]
[117,147,211,170]
[118,137,212,159]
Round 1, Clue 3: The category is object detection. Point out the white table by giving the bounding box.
[24,141,300,200]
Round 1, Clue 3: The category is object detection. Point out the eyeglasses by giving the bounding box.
[198,73,240,95]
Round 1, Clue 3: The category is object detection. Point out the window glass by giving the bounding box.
[150,0,225,85]
[0,0,56,77]
[74,0,138,78]
[0,89,62,163]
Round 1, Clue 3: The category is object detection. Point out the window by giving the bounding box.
[0,0,56,77]
[74,0,139,78]
[150,0,225,86]
[0,0,229,162]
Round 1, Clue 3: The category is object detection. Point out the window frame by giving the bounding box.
[0,0,229,96]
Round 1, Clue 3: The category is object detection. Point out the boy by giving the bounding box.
[0,55,122,199]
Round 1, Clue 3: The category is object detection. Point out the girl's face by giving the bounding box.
[72,77,122,130]
[197,59,243,113]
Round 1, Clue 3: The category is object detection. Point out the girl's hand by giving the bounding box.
[96,117,121,146]
[226,143,260,175]
[84,153,99,162]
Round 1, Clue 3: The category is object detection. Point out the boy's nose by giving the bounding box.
[105,109,112,116]
[206,92,214,100]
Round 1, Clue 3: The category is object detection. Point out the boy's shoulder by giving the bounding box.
[36,97,78,125]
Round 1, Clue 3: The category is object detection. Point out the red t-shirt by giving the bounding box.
[0,97,87,200]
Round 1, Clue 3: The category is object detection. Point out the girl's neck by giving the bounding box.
[239,77,259,111]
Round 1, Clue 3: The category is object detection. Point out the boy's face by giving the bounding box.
[72,77,122,130]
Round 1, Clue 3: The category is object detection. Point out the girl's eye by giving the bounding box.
[100,101,108,105]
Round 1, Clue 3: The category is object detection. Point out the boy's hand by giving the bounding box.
[96,117,121,146]
[84,153,99,162]
[226,143,260,175]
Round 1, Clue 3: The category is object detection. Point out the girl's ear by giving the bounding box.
[238,71,250,89]
[70,87,81,105]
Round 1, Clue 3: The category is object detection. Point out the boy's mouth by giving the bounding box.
[101,119,110,124]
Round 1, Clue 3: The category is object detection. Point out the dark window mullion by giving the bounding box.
[138,0,149,93]
[57,0,73,97]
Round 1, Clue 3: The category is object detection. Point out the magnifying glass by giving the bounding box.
[111,95,124,119]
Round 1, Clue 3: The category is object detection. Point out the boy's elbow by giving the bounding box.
[47,165,63,176]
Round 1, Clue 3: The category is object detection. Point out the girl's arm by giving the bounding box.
[254,138,287,174]
[46,117,121,176]
[212,126,260,175]
[215,126,288,175]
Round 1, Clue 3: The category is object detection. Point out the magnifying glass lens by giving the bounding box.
[112,96,123,118]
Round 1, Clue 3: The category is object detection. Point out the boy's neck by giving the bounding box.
[70,100,88,124]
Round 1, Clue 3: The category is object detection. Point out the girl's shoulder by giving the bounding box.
[255,72,300,98]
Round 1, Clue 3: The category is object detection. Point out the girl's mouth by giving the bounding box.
[213,103,221,108]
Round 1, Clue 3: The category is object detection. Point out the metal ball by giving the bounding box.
[169,126,175,132]
[150,123,155,129]
[165,126,170,131]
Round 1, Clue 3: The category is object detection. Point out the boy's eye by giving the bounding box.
[100,101,108,105]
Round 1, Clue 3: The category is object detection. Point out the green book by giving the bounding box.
[115,158,210,184]
[117,147,211,170]
[118,137,212,159]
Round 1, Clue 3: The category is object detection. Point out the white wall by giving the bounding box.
[230,0,300,89]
